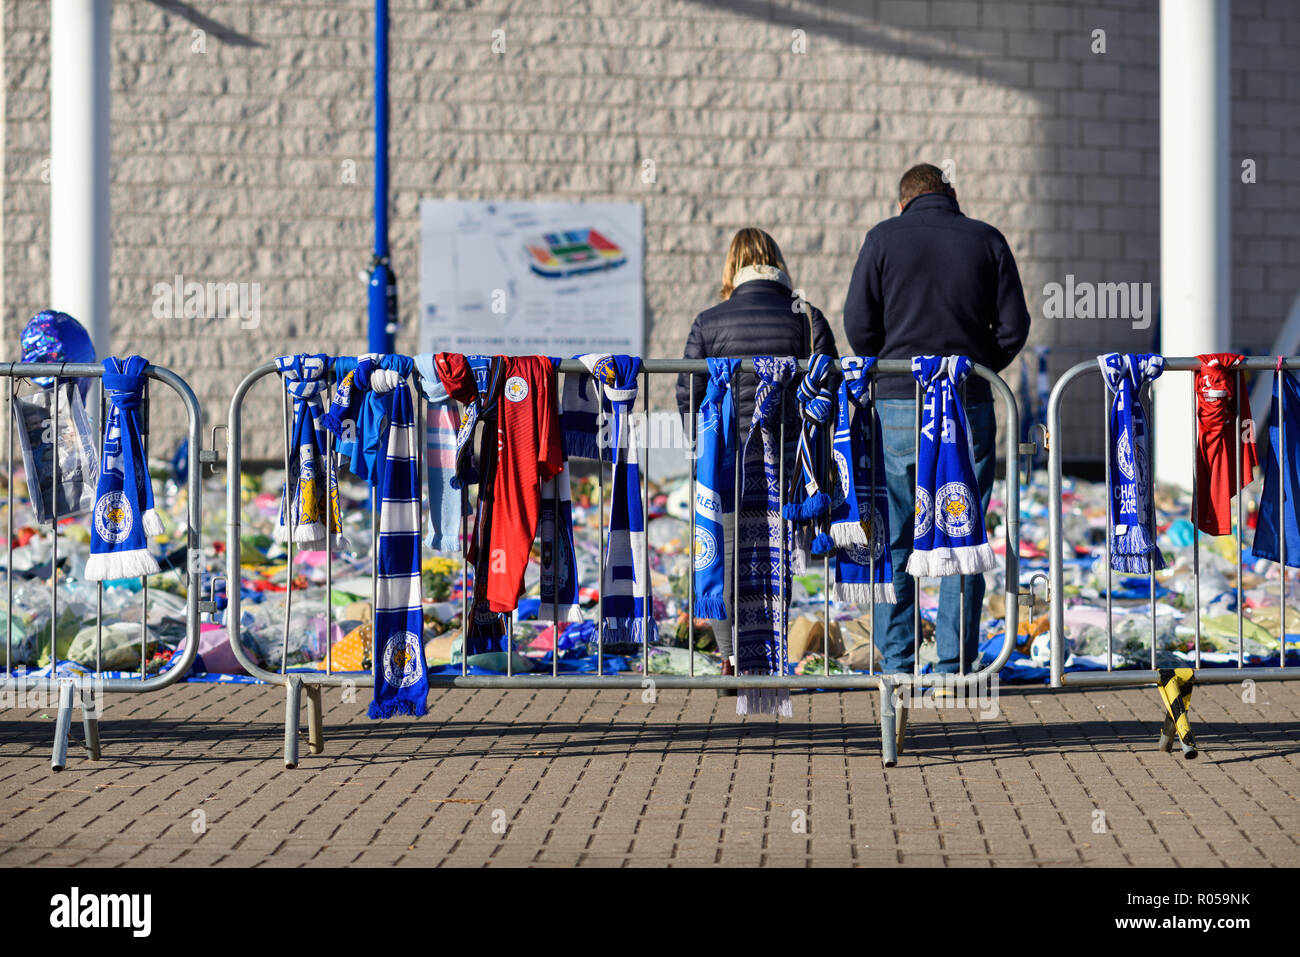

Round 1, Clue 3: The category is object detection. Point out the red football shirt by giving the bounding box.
[1195,353,1258,535]
[435,353,562,613]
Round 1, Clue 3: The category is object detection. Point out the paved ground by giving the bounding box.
[0,680,1297,867]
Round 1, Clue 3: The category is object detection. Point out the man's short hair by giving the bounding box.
[898,163,953,206]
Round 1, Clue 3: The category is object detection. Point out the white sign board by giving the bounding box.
[419,200,643,356]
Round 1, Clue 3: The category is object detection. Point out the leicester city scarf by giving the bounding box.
[736,356,796,717]
[560,357,606,461]
[906,356,997,578]
[692,357,738,620]
[85,356,163,581]
[539,358,581,623]
[353,356,428,719]
[1099,352,1166,574]
[830,356,895,603]
[413,353,461,553]
[783,353,837,558]
[274,354,344,549]
[1252,362,1300,568]
[585,354,654,644]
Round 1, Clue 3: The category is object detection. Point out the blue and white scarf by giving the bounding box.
[906,356,997,578]
[85,356,163,581]
[353,356,428,719]
[692,357,739,620]
[783,354,836,558]
[560,357,607,462]
[586,354,655,644]
[1251,362,1300,568]
[275,354,345,550]
[831,356,895,603]
[736,356,797,717]
[1099,352,1166,574]
[540,359,582,623]
[413,353,461,553]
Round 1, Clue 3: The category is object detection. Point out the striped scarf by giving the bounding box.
[585,354,654,644]
[353,356,428,719]
[413,353,461,553]
[275,353,344,549]
[783,353,837,558]
[831,356,895,603]
[736,356,796,717]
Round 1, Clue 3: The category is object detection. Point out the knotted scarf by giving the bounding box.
[906,355,997,578]
[413,353,462,553]
[1098,352,1166,574]
[85,356,163,581]
[322,353,403,484]
[350,355,428,719]
[1251,361,1300,568]
[782,353,837,558]
[274,354,345,550]
[560,357,607,462]
[584,354,654,643]
[692,357,738,620]
[736,356,796,717]
[830,356,895,603]
[540,356,581,622]
[1195,353,1257,536]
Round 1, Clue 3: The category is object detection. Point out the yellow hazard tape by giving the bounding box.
[1157,668,1195,744]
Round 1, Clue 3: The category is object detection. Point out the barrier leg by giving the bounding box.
[80,682,101,761]
[1156,668,1198,760]
[305,684,324,755]
[880,679,898,767]
[1157,715,1175,753]
[284,677,302,769]
[50,679,75,772]
[895,693,909,755]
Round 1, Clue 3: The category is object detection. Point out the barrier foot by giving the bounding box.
[879,680,898,767]
[284,677,302,769]
[895,694,909,755]
[1156,668,1198,760]
[50,679,75,772]
[305,684,324,755]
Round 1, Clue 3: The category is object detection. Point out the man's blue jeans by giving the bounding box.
[874,398,997,674]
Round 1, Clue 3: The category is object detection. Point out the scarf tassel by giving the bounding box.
[368,698,428,720]
[828,520,869,547]
[833,581,896,604]
[737,687,793,717]
[782,490,830,521]
[809,531,835,558]
[694,595,728,619]
[906,542,996,578]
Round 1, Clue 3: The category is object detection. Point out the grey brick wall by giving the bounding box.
[2,0,1299,464]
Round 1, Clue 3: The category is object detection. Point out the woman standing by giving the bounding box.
[675,228,839,692]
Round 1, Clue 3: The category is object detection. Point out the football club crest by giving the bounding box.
[694,526,718,570]
[831,449,850,508]
[504,376,529,402]
[935,481,976,537]
[1117,428,1135,480]
[382,632,424,689]
[94,490,134,544]
[590,356,618,386]
[913,486,933,538]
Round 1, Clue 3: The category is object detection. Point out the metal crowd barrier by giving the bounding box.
[225,357,1021,768]
[1046,356,1298,754]
[0,361,205,770]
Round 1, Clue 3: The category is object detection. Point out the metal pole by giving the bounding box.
[367,0,395,354]
[687,375,695,677]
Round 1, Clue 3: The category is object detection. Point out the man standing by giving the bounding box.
[843,163,1031,676]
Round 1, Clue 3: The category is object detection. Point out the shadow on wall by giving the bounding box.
[147,0,264,48]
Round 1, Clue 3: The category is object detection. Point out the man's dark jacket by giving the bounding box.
[675,278,839,425]
[842,191,1031,401]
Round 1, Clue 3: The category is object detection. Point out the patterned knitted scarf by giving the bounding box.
[1098,352,1166,574]
[736,356,797,717]
[413,353,461,553]
[830,356,895,603]
[85,356,163,581]
[906,355,997,578]
[274,353,344,550]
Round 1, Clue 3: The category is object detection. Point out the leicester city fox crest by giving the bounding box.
[935,481,977,538]
[94,490,134,544]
